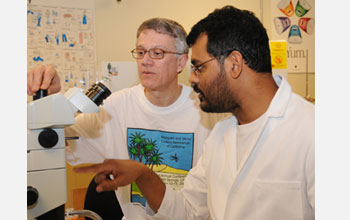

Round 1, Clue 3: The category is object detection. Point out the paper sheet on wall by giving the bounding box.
[270,40,288,79]
[27,2,96,93]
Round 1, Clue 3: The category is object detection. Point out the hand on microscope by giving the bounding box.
[74,159,166,212]
[27,65,61,96]
[74,159,150,192]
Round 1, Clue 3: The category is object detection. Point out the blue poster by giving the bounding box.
[127,128,194,206]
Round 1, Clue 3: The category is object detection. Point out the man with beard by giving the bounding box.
[75,5,315,220]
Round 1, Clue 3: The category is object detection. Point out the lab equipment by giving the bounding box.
[27,82,111,220]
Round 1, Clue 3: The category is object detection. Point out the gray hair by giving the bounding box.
[136,18,189,54]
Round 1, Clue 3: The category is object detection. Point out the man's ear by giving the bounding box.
[225,50,244,79]
[177,54,189,73]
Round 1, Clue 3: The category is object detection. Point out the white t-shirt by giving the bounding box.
[236,112,267,169]
[65,83,228,219]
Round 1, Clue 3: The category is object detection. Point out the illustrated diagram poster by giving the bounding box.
[270,0,315,73]
[27,3,96,93]
[127,128,194,206]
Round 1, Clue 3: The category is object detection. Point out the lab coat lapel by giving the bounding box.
[223,113,268,186]
[221,115,268,220]
[232,117,268,184]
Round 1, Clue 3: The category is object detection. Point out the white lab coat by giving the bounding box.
[151,75,315,220]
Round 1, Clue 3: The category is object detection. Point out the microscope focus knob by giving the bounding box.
[27,186,39,207]
[38,128,59,148]
[33,89,48,100]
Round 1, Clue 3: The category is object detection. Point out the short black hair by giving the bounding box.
[187,5,272,73]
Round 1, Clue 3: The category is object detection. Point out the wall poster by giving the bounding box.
[270,0,315,73]
[27,1,96,93]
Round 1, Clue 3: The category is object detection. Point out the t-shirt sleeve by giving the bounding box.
[65,106,113,165]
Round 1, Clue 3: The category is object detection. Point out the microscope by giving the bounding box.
[27,82,111,220]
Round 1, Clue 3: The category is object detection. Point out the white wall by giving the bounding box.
[94,0,261,86]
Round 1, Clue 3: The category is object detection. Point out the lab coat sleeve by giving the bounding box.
[150,149,210,220]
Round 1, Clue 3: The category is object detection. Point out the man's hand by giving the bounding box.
[27,65,61,96]
[74,159,166,212]
[74,159,146,192]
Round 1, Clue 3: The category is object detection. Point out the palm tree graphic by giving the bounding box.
[129,132,145,162]
[148,149,164,170]
[128,132,162,171]
[144,138,157,165]
[128,144,138,160]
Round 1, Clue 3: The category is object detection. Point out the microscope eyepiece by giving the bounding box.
[85,82,111,106]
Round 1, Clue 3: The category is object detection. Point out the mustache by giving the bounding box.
[191,83,203,95]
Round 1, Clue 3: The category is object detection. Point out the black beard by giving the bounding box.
[192,68,239,113]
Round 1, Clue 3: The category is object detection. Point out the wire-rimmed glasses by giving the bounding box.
[131,48,184,59]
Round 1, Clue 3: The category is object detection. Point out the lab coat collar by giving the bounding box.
[265,74,292,118]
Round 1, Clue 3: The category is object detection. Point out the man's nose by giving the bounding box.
[188,71,199,85]
[141,51,154,65]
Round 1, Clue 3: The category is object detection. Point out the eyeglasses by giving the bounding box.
[190,57,216,76]
[131,48,184,60]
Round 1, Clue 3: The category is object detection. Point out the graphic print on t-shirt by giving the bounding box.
[127,128,194,206]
